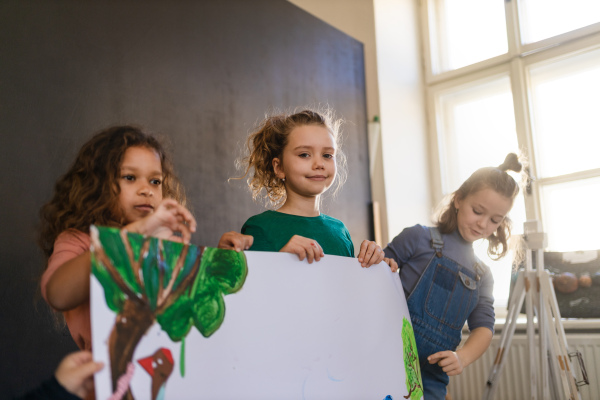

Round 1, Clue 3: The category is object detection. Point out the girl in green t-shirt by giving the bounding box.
[237,108,397,272]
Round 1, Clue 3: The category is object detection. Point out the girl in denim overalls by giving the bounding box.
[384,154,523,399]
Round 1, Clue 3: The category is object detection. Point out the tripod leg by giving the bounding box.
[539,271,581,399]
[525,258,539,400]
[531,262,550,400]
[483,271,527,400]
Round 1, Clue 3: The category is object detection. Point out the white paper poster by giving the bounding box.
[90,226,423,400]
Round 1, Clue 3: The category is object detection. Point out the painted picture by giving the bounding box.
[90,226,422,399]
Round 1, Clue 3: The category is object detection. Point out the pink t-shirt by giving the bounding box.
[41,229,91,350]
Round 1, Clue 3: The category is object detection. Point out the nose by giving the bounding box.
[476,217,487,230]
[314,157,325,169]
[138,182,153,197]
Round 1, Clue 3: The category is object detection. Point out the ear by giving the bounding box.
[453,194,462,211]
[272,158,285,180]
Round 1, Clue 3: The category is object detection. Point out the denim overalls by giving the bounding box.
[407,228,480,399]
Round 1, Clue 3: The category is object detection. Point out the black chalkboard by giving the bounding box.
[0,0,371,396]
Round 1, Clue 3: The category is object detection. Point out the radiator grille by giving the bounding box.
[447,334,599,400]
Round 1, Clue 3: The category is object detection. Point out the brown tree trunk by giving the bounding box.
[108,299,155,399]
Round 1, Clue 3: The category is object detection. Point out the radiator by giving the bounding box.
[447,334,599,400]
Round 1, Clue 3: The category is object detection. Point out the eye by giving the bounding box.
[122,175,135,181]
[491,218,502,224]
[472,208,482,215]
[323,153,335,159]
[299,152,310,158]
[150,178,162,186]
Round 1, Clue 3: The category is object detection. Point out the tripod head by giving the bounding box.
[523,220,548,251]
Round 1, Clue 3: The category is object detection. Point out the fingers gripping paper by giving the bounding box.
[90,226,423,400]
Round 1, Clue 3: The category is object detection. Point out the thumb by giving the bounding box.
[75,360,105,379]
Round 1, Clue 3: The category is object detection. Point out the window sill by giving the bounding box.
[493,316,600,334]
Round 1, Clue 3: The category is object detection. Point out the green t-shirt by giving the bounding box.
[241,210,355,257]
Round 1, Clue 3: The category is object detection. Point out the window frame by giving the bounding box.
[420,0,600,311]
[422,0,600,228]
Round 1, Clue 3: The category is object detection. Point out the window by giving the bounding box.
[428,0,508,72]
[421,0,600,308]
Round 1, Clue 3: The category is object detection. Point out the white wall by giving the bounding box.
[373,0,431,239]
[288,0,431,243]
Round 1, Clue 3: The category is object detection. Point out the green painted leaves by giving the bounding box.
[401,317,423,400]
[90,225,248,342]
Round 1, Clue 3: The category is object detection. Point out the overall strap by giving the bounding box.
[429,227,444,257]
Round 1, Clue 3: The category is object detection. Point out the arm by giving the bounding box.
[383,225,423,265]
[45,251,91,311]
[42,229,92,312]
[45,200,197,311]
[427,326,493,376]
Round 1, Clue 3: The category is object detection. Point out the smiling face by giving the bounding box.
[272,124,337,201]
[117,146,164,224]
[454,187,513,243]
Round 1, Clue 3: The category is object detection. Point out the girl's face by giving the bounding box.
[454,187,513,243]
[117,146,164,224]
[272,125,337,200]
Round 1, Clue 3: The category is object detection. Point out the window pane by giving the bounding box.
[436,75,524,307]
[438,76,519,192]
[474,243,516,308]
[541,177,600,251]
[528,48,600,178]
[519,0,600,44]
[429,0,508,72]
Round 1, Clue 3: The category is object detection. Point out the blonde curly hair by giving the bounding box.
[238,108,347,207]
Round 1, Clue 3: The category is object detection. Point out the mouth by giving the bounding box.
[134,204,154,213]
[307,175,327,181]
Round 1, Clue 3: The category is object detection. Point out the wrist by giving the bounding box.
[123,219,144,235]
[455,349,471,367]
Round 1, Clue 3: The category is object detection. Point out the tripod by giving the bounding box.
[483,221,583,400]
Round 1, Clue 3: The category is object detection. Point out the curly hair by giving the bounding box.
[38,125,185,260]
[436,153,524,260]
[238,108,347,207]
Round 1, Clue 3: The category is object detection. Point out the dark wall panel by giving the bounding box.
[0,0,371,395]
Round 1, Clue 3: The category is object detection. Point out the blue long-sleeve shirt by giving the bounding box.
[384,224,495,333]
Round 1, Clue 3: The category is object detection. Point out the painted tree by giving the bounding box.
[401,317,423,400]
[90,225,247,399]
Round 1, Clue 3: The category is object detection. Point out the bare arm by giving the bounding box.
[45,251,91,311]
[456,326,493,368]
[46,200,197,311]
[427,326,493,376]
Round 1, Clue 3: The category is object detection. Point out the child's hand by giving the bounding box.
[125,199,197,244]
[384,257,399,272]
[357,240,385,268]
[218,231,254,252]
[280,235,324,263]
[427,350,464,376]
[55,350,104,398]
